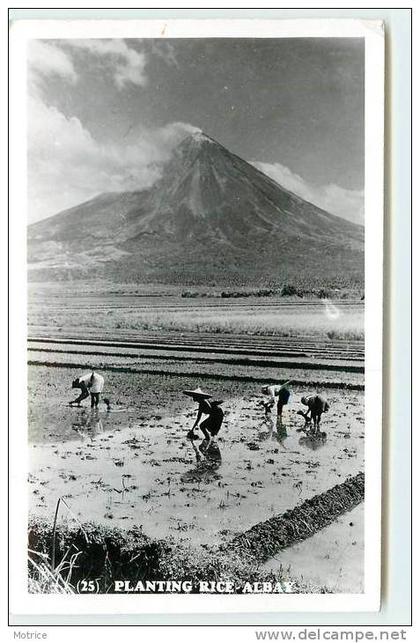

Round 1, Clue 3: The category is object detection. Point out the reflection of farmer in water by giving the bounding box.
[260,382,291,421]
[72,408,104,437]
[299,432,327,450]
[182,387,224,441]
[258,415,288,445]
[181,437,222,483]
[195,439,222,465]
[298,394,330,431]
[69,370,105,408]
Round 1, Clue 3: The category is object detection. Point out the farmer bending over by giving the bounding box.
[261,381,291,421]
[69,370,105,408]
[300,394,330,431]
[183,387,224,441]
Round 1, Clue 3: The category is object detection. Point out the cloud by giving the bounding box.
[65,39,147,88]
[27,40,78,99]
[28,40,78,82]
[254,161,364,225]
[27,89,198,222]
[26,39,199,222]
[28,38,148,90]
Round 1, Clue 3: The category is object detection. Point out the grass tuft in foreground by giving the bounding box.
[28,519,298,594]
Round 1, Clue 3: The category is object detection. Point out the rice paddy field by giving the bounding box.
[27,282,365,594]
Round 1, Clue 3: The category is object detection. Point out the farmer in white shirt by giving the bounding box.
[261,381,291,421]
[69,370,105,408]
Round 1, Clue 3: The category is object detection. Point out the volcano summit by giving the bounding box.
[28,132,364,286]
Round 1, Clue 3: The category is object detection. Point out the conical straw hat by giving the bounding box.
[182,387,212,399]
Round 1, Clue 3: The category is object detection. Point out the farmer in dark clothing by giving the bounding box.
[300,394,330,431]
[69,377,90,407]
[183,387,224,441]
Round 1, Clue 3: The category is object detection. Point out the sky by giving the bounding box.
[27,37,364,224]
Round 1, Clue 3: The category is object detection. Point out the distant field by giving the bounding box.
[28,283,364,341]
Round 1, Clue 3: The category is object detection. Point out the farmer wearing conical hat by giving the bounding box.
[261,381,291,421]
[182,387,225,441]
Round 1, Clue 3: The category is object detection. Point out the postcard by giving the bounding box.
[8,16,384,621]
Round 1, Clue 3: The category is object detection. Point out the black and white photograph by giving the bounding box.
[8,17,385,615]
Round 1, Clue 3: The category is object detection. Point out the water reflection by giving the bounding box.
[258,416,288,447]
[71,409,104,439]
[181,438,222,483]
[298,432,328,451]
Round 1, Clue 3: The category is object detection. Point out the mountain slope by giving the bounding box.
[28,131,364,286]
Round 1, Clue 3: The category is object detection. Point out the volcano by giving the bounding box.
[27,131,364,286]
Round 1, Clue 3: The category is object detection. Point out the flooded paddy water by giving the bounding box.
[28,365,364,591]
[263,504,364,593]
